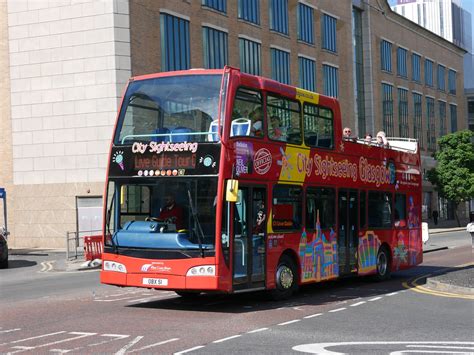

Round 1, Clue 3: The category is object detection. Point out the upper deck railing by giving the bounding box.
[352,137,418,153]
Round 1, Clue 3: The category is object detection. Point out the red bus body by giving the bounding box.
[100,67,422,297]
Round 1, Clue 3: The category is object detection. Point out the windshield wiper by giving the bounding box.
[187,190,205,258]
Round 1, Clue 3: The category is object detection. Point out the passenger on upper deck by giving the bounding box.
[376,131,390,148]
[365,133,373,144]
[269,115,286,141]
[342,127,355,141]
[250,107,263,137]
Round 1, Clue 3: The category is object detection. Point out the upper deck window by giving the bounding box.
[115,75,222,145]
[303,103,334,149]
[231,87,263,138]
[267,94,301,144]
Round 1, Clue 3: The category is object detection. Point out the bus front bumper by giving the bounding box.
[100,270,219,290]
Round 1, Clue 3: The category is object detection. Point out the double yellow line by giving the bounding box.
[402,263,474,300]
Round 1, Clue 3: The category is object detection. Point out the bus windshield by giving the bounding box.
[116,74,222,145]
[106,178,218,251]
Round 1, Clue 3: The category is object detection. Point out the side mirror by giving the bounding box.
[225,179,239,202]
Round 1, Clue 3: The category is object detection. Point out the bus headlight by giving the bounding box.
[103,261,127,273]
[186,265,215,276]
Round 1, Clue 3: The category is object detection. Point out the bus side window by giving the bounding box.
[303,103,334,149]
[394,193,407,228]
[272,185,302,231]
[267,94,301,144]
[359,190,366,229]
[231,87,262,138]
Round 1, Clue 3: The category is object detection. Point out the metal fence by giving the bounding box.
[66,229,102,260]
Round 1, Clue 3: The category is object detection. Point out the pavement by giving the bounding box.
[7,226,473,296]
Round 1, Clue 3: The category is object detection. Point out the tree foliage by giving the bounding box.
[427,130,474,205]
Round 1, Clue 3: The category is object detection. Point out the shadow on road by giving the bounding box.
[5,259,37,269]
[127,263,469,313]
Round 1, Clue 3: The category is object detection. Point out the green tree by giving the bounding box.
[427,130,474,226]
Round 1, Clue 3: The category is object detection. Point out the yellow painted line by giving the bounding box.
[402,263,474,300]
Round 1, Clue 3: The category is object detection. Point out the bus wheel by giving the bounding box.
[375,246,391,281]
[271,255,298,300]
[175,291,201,298]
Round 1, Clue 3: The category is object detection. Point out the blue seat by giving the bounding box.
[153,127,170,142]
[171,127,192,142]
[231,118,251,137]
[208,120,219,141]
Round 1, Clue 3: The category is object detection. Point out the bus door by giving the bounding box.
[232,186,266,291]
[338,189,358,275]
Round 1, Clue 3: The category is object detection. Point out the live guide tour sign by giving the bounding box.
[109,141,220,177]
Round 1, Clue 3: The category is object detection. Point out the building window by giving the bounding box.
[239,37,261,75]
[438,100,446,136]
[238,0,260,25]
[426,97,435,151]
[160,13,190,71]
[202,27,228,69]
[450,104,457,132]
[298,56,315,92]
[382,83,394,137]
[448,69,456,95]
[397,47,407,78]
[322,14,337,52]
[269,0,289,35]
[380,40,392,72]
[413,93,423,148]
[425,59,433,87]
[412,53,421,82]
[437,64,445,91]
[271,48,290,84]
[202,0,226,13]
[297,3,314,44]
[323,64,338,98]
[398,88,409,138]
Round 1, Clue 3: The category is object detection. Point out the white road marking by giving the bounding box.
[329,308,346,313]
[247,328,268,334]
[0,328,21,334]
[174,345,206,354]
[128,337,180,352]
[88,334,130,347]
[304,313,322,319]
[115,335,144,355]
[1,331,66,346]
[8,332,96,354]
[386,292,399,296]
[350,301,366,307]
[293,341,474,354]
[406,345,474,350]
[213,335,242,343]
[368,296,382,302]
[278,319,301,326]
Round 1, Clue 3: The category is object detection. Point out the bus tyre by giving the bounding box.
[271,255,298,300]
[375,246,391,281]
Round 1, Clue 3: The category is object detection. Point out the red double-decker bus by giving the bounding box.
[100,66,422,299]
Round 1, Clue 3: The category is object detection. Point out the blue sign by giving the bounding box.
[0,188,5,199]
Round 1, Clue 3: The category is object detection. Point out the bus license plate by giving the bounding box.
[143,278,168,286]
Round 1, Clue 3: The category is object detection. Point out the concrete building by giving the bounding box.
[391,0,471,51]
[0,0,467,248]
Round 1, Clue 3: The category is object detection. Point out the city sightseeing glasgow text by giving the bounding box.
[297,153,392,187]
